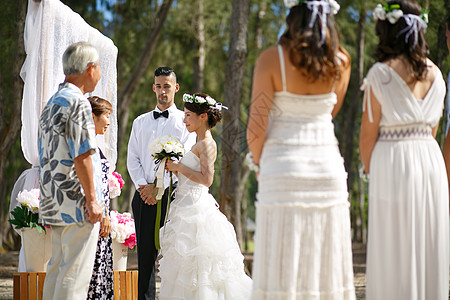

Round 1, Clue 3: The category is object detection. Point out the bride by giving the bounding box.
[158,93,252,300]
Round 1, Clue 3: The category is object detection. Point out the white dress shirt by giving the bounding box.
[127,104,196,190]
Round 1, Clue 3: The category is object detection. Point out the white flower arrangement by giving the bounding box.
[17,189,40,212]
[373,4,403,24]
[328,0,340,15]
[9,188,46,234]
[148,134,184,250]
[183,93,228,111]
[373,3,428,25]
[148,135,184,160]
[283,0,340,15]
[183,93,217,106]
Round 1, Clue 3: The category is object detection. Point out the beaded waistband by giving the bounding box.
[378,124,432,141]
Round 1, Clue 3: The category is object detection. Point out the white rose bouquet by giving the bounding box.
[9,188,46,234]
[148,134,184,249]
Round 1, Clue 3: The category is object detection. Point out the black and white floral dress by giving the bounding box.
[87,149,114,299]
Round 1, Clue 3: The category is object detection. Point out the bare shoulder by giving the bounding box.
[256,46,279,69]
[426,58,439,76]
[197,138,217,159]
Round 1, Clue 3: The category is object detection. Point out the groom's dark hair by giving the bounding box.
[154,67,176,81]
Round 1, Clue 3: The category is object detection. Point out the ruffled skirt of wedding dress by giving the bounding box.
[158,187,252,300]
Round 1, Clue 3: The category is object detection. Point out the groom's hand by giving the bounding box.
[139,184,158,205]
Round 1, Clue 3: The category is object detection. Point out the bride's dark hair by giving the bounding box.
[278,1,347,81]
[375,0,428,80]
[184,93,222,128]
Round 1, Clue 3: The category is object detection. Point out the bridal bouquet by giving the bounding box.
[109,171,125,199]
[110,210,136,249]
[9,188,46,234]
[148,134,184,249]
[149,135,184,163]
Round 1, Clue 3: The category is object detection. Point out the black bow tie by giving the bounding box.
[153,110,169,119]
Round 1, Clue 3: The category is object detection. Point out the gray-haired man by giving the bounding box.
[38,41,104,299]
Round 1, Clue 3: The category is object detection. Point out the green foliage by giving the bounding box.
[2,0,450,248]
[9,206,46,235]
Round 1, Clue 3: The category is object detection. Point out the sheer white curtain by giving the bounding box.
[12,0,118,271]
[21,0,118,169]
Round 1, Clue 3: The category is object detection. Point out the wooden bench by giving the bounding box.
[13,271,138,299]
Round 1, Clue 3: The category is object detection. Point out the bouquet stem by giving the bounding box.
[154,183,162,249]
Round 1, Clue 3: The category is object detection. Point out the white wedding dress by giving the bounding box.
[158,151,252,300]
[251,46,355,300]
[362,63,449,300]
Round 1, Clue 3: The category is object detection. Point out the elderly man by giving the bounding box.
[38,42,104,300]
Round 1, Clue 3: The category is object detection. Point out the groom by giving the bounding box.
[127,67,195,300]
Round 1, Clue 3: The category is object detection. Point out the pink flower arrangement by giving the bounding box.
[110,210,136,249]
[109,171,125,199]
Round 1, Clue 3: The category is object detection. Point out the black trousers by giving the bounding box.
[132,184,175,300]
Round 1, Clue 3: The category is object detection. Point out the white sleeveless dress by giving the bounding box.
[158,151,252,300]
[251,46,356,300]
[362,63,449,300]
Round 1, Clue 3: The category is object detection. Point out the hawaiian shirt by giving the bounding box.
[38,82,104,226]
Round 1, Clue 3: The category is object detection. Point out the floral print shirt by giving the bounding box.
[38,82,104,225]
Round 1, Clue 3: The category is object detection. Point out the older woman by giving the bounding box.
[87,96,114,300]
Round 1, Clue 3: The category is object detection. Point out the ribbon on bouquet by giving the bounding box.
[155,158,167,201]
[153,158,173,250]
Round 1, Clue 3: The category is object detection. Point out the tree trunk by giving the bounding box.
[341,7,365,242]
[0,0,27,249]
[192,0,205,93]
[218,0,250,248]
[116,0,174,159]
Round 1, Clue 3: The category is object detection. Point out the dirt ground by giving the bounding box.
[0,243,367,300]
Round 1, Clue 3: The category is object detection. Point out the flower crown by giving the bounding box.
[373,3,428,24]
[284,0,340,15]
[373,3,428,48]
[182,93,228,111]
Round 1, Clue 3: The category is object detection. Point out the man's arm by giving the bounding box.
[74,151,103,223]
[127,118,158,205]
[127,119,149,189]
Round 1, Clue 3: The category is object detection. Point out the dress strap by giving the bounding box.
[360,78,374,123]
[277,45,287,92]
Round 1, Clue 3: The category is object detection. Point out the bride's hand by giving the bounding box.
[165,159,179,172]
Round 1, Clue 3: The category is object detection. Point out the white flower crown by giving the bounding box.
[372,3,428,48]
[373,3,428,25]
[182,93,228,111]
[284,0,340,15]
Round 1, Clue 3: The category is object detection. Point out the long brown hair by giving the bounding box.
[375,0,428,80]
[278,1,345,81]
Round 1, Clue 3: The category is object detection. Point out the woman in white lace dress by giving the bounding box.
[159,93,252,300]
[360,1,449,299]
[247,0,355,299]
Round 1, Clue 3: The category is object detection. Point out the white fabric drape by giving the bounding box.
[13,0,118,271]
[21,0,118,169]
